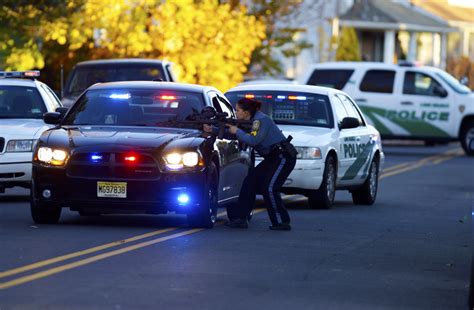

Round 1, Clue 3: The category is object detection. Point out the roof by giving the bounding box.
[411,0,474,24]
[226,83,336,96]
[340,0,453,32]
[75,58,169,67]
[89,81,216,93]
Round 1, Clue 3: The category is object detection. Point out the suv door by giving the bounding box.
[353,69,398,138]
[399,70,452,138]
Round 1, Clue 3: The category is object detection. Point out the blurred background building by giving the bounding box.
[277,0,474,80]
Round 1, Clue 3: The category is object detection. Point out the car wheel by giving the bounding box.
[187,162,218,228]
[308,156,336,209]
[31,200,61,224]
[351,158,379,205]
[460,121,474,156]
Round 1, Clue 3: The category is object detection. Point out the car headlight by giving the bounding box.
[295,147,322,159]
[6,139,35,152]
[164,151,201,170]
[37,147,68,166]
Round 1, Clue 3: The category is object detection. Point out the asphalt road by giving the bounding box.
[0,143,472,310]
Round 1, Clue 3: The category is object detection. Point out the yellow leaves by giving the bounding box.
[2,0,265,92]
[4,42,44,71]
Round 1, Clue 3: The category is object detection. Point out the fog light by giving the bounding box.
[177,193,189,204]
[42,189,52,199]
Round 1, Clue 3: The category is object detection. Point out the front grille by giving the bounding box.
[67,152,160,180]
[0,137,4,153]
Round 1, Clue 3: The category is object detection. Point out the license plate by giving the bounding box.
[97,182,127,198]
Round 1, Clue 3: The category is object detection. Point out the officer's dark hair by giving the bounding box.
[236,98,261,118]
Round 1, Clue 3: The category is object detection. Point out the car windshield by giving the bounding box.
[65,65,165,97]
[62,88,205,127]
[226,91,334,128]
[0,85,47,119]
[435,70,471,94]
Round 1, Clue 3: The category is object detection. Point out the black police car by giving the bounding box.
[31,82,252,228]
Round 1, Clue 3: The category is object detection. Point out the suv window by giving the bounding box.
[64,64,166,98]
[307,69,354,90]
[403,71,445,96]
[360,70,395,93]
[217,95,234,118]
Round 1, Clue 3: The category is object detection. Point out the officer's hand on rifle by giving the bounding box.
[226,123,238,135]
[202,124,213,133]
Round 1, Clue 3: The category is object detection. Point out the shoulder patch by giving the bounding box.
[251,120,260,136]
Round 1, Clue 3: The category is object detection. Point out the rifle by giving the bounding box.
[178,107,253,139]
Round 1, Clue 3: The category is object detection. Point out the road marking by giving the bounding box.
[0,209,264,290]
[0,147,463,290]
[0,227,177,279]
[380,147,462,179]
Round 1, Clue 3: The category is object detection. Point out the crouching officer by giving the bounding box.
[205,98,297,230]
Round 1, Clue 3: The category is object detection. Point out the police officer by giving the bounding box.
[205,98,297,230]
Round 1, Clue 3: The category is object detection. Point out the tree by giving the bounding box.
[0,0,265,91]
[223,0,312,77]
[335,27,361,61]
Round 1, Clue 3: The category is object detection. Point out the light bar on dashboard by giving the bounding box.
[244,94,255,99]
[288,95,306,100]
[160,95,177,100]
[0,70,40,78]
[109,93,131,99]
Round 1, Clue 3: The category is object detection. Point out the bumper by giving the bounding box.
[32,164,209,215]
[256,158,324,191]
[0,152,33,191]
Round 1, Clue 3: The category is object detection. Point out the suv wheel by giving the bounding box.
[308,156,336,209]
[351,158,379,205]
[187,162,218,228]
[460,121,474,156]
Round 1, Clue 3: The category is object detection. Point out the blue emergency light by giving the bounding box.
[0,71,40,79]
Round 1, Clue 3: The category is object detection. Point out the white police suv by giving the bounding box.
[0,71,63,194]
[226,84,384,209]
[300,62,474,155]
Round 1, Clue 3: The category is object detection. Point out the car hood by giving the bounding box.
[47,126,202,152]
[278,125,333,146]
[0,119,50,138]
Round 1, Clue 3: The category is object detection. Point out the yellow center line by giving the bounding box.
[1,209,265,290]
[0,145,462,290]
[380,147,462,179]
[0,227,177,279]
[1,210,228,279]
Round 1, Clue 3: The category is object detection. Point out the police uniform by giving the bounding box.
[232,111,297,227]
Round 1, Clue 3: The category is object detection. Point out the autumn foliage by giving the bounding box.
[0,0,266,91]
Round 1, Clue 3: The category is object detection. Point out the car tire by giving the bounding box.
[351,157,379,205]
[31,200,61,224]
[308,156,336,209]
[187,162,218,228]
[460,121,474,156]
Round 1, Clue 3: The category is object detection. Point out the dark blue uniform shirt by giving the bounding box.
[236,111,286,156]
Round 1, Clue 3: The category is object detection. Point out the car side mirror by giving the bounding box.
[460,76,469,86]
[43,112,62,125]
[201,106,217,118]
[55,107,69,115]
[339,117,360,130]
[433,85,448,98]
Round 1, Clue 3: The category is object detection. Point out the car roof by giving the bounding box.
[0,78,38,87]
[88,81,217,93]
[306,61,436,71]
[75,58,169,67]
[226,83,336,96]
